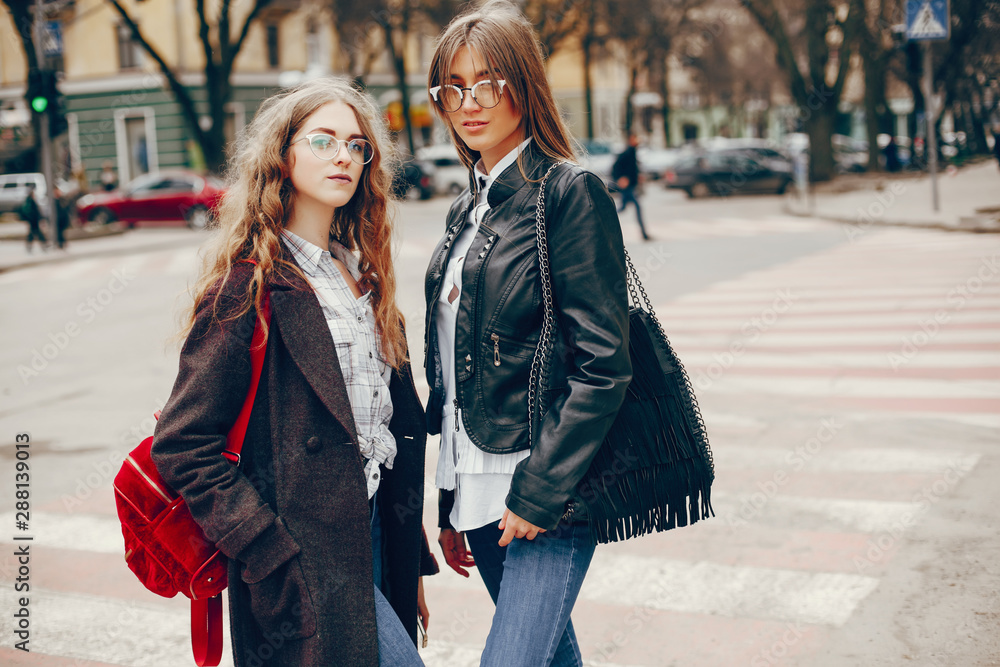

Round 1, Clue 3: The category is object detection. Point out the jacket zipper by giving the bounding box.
[491,333,501,366]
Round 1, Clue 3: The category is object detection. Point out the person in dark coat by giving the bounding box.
[151,77,436,666]
[20,182,47,252]
[612,133,651,240]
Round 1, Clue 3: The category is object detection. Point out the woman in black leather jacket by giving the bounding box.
[424,2,632,665]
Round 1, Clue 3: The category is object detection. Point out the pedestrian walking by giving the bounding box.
[992,127,1000,171]
[425,3,632,665]
[884,135,901,173]
[20,182,46,252]
[150,77,436,667]
[612,133,651,240]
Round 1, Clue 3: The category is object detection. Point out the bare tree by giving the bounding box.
[743,0,864,181]
[105,0,274,174]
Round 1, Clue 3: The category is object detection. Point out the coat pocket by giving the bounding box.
[244,555,317,640]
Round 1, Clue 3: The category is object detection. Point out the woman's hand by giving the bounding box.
[438,528,475,577]
[417,577,429,631]
[498,509,546,547]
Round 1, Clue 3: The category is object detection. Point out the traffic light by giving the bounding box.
[26,68,48,113]
[24,69,66,137]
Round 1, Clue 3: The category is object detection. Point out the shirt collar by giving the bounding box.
[473,136,532,200]
[280,229,361,281]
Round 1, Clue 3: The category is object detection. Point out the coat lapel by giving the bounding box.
[269,287,358,442]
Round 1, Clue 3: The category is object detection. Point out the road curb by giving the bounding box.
[0,233,204,275]
[781,202,1000,234]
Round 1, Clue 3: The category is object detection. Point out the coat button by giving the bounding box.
[372,472,379,480]
[306,436,323,453]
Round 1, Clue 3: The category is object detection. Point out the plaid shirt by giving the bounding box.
[281,230,396,498]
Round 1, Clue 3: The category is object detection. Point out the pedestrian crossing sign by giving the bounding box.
[906,0,950,41]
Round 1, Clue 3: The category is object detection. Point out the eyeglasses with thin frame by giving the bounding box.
[292,133,375,165]
[429,79,507,113]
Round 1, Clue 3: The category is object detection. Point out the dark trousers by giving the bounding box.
[617,186,649,239]
[26,218,47,249]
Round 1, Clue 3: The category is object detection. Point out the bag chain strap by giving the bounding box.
[528,162,713,476]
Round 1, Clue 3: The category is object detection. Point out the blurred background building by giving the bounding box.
[0,0,997,187]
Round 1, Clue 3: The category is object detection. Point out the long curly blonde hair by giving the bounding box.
[183,77,407,367]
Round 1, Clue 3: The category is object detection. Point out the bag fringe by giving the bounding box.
[578,309,716,544]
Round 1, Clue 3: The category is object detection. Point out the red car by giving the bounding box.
[76,171,225,230]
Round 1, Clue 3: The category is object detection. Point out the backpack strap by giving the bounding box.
[222,260,271,465]
[191,596,224,666]
[196,259,270,666]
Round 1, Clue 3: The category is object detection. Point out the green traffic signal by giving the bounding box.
[31,96,48,113]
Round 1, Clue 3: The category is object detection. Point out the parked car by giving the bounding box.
[417,144,468,195]
[578,138,621,183]
[664,149,793,198]
[0,172,54,219]
[636,147,683,181]
[392,158,435,200]
[833,134,869,173]
[75,171,225,229]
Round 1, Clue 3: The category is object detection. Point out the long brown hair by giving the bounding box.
[427,0,577,175]
[183,77,407,367]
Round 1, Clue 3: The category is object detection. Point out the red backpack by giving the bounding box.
[114,296,269,666]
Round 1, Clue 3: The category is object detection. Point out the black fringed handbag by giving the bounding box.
[530,163,715,544]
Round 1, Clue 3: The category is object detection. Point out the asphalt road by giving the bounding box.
[0,186,998,666]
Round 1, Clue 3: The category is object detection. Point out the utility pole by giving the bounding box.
[32,0,57,232]
[922,43,940,212]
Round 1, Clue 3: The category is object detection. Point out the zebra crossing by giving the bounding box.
[0,224,996,665]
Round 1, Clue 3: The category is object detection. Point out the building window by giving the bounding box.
[305,18,320,70]
[266,23,280,69]
[117,23,143,70]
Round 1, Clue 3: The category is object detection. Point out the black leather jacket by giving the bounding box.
[424,144,632,531]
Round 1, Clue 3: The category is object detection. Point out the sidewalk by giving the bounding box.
[0,224,207,273]
[783,160,1000,233]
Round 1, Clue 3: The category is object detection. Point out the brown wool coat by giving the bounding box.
[151,260,435,666]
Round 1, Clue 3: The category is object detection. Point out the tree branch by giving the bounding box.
[741,0,810,103]
[105,0,207,148]
[229,0,274,71]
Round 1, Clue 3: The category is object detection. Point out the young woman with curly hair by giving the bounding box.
[151,77,436,667]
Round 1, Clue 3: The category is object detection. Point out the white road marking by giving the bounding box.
[711,493,925,533]
[579,554,879,627]
[696,375,1000,399]
[712,447,980,474]
[0,511,125,554]
[681,351,1000,369]
[0,586,226,666]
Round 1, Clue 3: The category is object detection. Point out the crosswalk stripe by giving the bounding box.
[0,512,124,554]
[578,554,879,627]
[682,350,1000,368]
[712,447,980,474]
[711,494,924,533]
[0,586,209,666]
[696,376,1000,399]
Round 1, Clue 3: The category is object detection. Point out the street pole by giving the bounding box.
[922,42,940,213]
[32,0,57,235]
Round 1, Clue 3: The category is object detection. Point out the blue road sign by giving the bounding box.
[906,0,950,41]
[43,21,63,56]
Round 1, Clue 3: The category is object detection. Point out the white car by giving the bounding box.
[0,172,52,219]
[417,144,470,196]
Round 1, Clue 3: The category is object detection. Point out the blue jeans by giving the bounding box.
[465,520,596,667]
[371,490,424,666]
